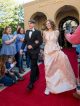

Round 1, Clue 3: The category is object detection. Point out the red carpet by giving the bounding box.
[0,48,80,106]
[63,48,78,77]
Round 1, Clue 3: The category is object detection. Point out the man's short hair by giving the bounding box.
[28,19,36,24]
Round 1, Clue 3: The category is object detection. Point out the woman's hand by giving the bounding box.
[60,46,63,49]
[9,72,14,76]
[20,38,24,42]
[5,35,17,45]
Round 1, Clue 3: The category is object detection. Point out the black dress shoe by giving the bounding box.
[27,83,34,90]
[19,68,24,74]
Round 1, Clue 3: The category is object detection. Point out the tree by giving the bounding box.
[0,0,16,27]
[0,0,24,36]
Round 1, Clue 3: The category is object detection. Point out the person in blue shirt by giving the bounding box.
[13,25,21,35]
[6,57,24,81]
[0,26,17,56]
[16,27,25,73]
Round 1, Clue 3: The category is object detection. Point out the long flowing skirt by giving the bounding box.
[44,50,76,94]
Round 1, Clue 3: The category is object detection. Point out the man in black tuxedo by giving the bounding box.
[20,19,43,90]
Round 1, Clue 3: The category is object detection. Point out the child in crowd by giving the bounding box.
[6,57,24,81]
[15,27,25,73]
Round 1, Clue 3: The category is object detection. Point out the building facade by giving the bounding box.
[23,0,80,47]
[24,0,80,31]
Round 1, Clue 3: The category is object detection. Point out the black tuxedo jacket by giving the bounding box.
[21,29,43,55]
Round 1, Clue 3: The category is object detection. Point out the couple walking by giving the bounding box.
[20,19,76,95]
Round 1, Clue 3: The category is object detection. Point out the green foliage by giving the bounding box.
[0,39,2,44]
[0,0,24,36]
[0,0,16,27]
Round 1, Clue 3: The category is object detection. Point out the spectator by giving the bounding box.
[13,25,21,35]
[6,57,24,81]
[0,26,17,56]
[0,56,14,86]
[16,27,25,73]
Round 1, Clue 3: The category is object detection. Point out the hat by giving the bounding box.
[28,19,36,24]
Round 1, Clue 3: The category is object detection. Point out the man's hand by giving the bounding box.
[60,46,63,49]
[35,40,39,44]
[28,45,33,49]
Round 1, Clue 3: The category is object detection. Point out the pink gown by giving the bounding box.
[43,30,76,94]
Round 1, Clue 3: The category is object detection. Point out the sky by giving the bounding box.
[15,0,35,4]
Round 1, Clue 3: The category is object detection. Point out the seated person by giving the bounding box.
[6,57,24,81]
[0,56,14,86]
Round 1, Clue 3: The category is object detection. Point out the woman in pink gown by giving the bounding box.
[65,25,80,44]
[43,20,76,95]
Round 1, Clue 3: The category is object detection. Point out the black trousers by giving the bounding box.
[15,53,19,67]
[29,53,39,84]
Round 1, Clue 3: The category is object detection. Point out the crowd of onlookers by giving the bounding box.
[0,25,26,86]
[0,56,24,86]
[0,25,44,87]
[0,24,80,98]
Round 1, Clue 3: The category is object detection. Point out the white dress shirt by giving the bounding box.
[29,28,35,39]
